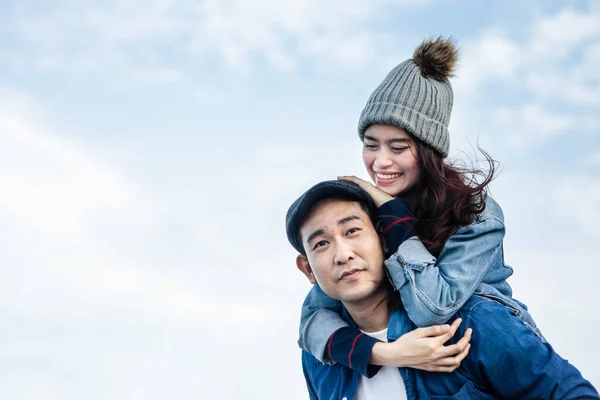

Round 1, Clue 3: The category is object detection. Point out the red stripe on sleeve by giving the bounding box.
[348,333,362,370]
[327,332,335,360]
[382,217,413,234]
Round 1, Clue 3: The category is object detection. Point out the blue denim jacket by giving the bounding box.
[299,196,542,363]
[302,296,599,399]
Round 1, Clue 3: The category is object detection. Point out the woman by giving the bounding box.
[299,36,542,378]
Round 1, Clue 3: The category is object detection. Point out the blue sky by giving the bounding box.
[1,0,599,399]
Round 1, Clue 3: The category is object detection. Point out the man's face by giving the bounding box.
[296,199,386,305]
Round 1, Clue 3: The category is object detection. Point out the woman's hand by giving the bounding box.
[369,318,472,373]
[338,175,394,207]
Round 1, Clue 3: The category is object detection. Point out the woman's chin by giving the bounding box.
[376,185,402,197]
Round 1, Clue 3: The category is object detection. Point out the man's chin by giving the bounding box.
[339,286,386,304]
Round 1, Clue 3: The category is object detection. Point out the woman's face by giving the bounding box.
[362,124,421,197]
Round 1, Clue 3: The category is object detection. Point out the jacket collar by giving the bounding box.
[340,302,415,341]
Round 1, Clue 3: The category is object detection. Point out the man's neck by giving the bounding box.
[343,286,393,333]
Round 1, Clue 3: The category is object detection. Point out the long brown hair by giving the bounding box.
[409,141,497,257]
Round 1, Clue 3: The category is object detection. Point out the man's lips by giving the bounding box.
[339,269,362,280]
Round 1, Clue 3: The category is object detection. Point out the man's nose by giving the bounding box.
[333,239,355,265]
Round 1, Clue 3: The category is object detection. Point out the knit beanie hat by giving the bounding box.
[358,37,458,158]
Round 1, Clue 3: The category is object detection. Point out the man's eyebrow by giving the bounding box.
[305,216,363,245]
[338,215,361,225]
[306,228,325,245]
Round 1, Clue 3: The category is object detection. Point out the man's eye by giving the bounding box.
[364,143,378,150]
[347,227,361,236]
[313,240,328,250]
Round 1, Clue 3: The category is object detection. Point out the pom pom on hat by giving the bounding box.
[412,36,458,81]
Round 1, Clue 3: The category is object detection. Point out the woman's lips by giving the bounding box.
[375,172,402,185]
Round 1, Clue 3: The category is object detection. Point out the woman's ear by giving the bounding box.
[296,255,317,284]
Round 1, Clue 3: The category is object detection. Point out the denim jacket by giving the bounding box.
[299,196,542,369]
[302,296,598,399]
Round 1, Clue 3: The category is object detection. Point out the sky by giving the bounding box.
[1,0,599,399]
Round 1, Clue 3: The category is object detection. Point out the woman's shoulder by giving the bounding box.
[449,195,506,241]
[480,195,505,223]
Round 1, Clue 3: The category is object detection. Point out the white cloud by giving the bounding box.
[4,0,425,81]
[530,8,600,56]
[0,88,151,238]
[491,103,575,148]
[554,175,600,243]
[0,86,314,400]
[526,41,600,108]
[457,6,600,91]
[2,2,600,398]
[453,6,600,150]
[584,150,600,168]
[454,32,524,93]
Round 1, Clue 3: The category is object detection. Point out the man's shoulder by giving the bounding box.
[302,350,345,376]
[302,350,319,369]
[301,350,357,399]
[301,351,323,387]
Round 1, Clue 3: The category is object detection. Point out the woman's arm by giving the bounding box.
[297,195,484,376]
[338,175,508,327]
[299,286,471,377]
[385,213,506,327]
[370,318,472,372]
[298,285,380,377]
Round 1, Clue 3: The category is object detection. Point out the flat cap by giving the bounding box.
[285,180,376,253]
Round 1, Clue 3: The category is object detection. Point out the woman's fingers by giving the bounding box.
[438,343,471,369]
[436,318,462,344]
[454,343,471,364]
[440,328,473,357]
[338,175,394,206]
[424,342,471,372]
[338,175,371,188]
[414,324,451,338]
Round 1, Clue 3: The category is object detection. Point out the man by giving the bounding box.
[286,179,599,399]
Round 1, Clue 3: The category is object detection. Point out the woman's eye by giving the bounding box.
[391,147,408,152]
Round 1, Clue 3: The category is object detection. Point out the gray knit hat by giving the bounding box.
[358,37,458,157]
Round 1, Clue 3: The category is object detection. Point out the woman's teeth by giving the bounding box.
[376,172,401,179]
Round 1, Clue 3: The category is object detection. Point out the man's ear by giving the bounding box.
[296,254,318,284]
[378,232,389,256]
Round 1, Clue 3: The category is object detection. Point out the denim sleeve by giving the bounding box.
[384,216,505,327]
[466,301,599,399]
[298,285,381,377]
[298,285,347,362]
[302,352,320,400]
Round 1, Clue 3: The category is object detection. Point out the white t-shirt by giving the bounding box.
[354,328,408,400]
